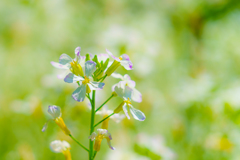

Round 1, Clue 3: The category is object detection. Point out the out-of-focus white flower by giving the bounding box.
[97,105,125,123]
[50,140,71,160]
[89,129,114,151]
[42,105,70,135]
[105,148,150,160]
[112,73,142,102]
[137,133,176,160]
[114,84,145,121]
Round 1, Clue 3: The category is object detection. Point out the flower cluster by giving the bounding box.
[42,47,146,160]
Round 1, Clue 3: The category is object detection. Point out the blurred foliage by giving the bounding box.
[1,0,240,160]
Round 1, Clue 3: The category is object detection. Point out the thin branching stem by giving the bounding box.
[95,94,114,113]
[69,134,89,152]
[94,113,115,128]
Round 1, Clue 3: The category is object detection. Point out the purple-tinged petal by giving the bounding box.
[42,119,53,132]
[106,49,119,61]
[72,85,87,102]
[48,105,61,119]
[75,47,81,56]
[106,133,115,150]
[64,73,84,83]
[111,84,117,92]
[120,54,130,61]
[127,80,136,88]
[85,61,96,77]
[59,54,72,66]
[51,61,69,69]
[129,104,145,121]
[123,103,130,119]
[88,82,105,90]
[89,132,97,141]
[131,88,142,103]
[75,47,81,61]
[120,60,133,70]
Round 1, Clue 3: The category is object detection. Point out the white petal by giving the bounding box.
[97,53,109,62]
[129,104,146,121]
[62,141,71,149]
[88,132,97,141]
[51,61,69,69]
[64,73,84,83]
[114,82,132,99]
[111,73,124,80]
[124,85,133,99]
[88,82,105,90]
[106,49,118,61]
[127,80,136,88]
[131,88,142,103]
[97,129,108,135]
[85,61,96,77]
[72,85,87,102]
[111,114,125,123]
[123,103,130,119]
[48,105,61,119]
[123,74,131,80]
[50,140,64,153]
[59,54,72,66]
[111,84,117,92]
[120,60,133,70]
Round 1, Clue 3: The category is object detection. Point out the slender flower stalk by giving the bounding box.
[89,91,96,160]
[95,93,115,112]
[69,134,89,152]
[94,113,115,128]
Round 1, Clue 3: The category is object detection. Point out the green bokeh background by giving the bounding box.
[1,0,240,159]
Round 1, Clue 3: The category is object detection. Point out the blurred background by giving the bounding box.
[1,0,240,159]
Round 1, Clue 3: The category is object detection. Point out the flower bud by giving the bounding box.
[105,60,121,76]
[114,101,125,113]
[54,117,71,135]
[70,61,84,77]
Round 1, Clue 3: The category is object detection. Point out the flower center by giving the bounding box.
[82,76,90,85]
[124,98,131,105]
[119,57,123,61]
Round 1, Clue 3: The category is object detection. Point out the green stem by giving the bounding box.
[89,91,96,160]
[69,134,89,152]
[100,74,107,82]
[94,113,115,128]
[95,94,114,113]
[92,151,97,159]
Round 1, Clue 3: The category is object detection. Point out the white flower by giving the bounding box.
[96,105,125,123]
[114,84,145,121]
[50,140,71,160]
[50,140,70,153]
[64,61,105,102]
[112,73,142,102]
[89,129,115,151]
